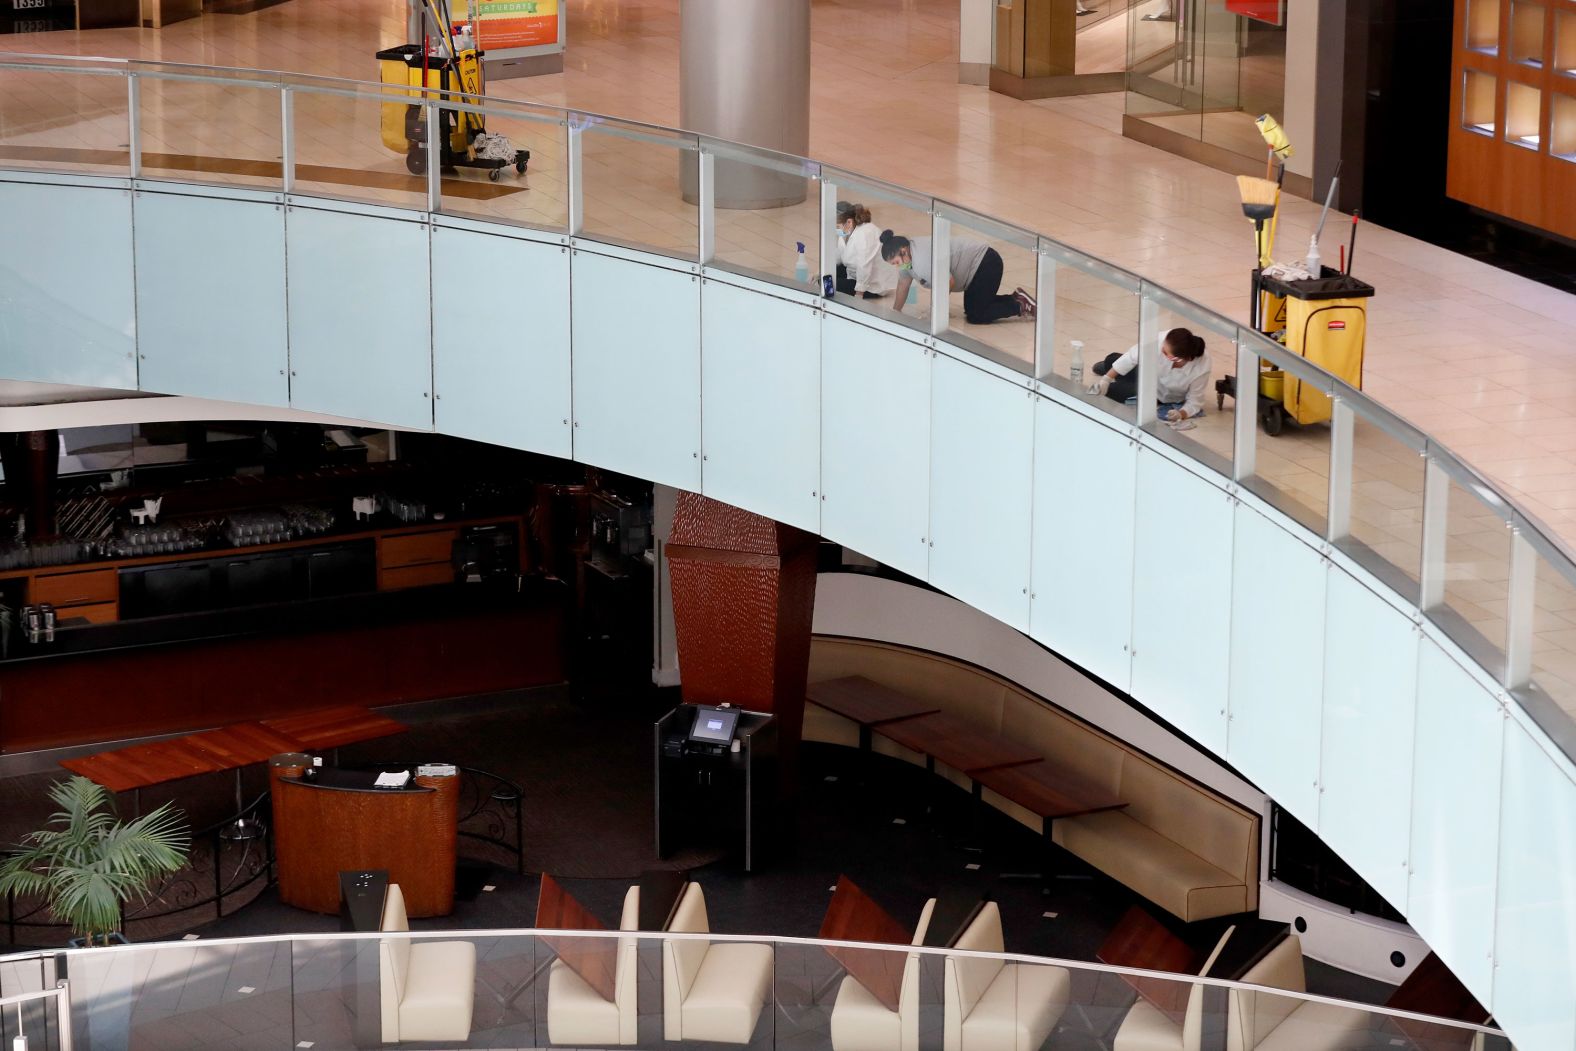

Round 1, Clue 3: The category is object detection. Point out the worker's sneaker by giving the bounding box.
[1013,287,1037,319]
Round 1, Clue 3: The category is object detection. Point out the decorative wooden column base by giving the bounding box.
[665,493,817,772]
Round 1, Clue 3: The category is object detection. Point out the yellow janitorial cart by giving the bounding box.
[1252,268,1374,436]
[376,11,529,181]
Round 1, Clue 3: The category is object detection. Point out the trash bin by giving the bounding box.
[1258,268,1375,430]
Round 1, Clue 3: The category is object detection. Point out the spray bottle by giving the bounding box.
[794,243,809,284]
[1069,340,1085,387]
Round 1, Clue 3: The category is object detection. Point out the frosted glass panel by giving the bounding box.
[0,181,135,389]
[1228,504,1326,823]
[431,225,571,458]
[821,318,930,580]
[570,250,701,491]
[928,354,1034,630]
[285,206,432,429]
[1030,402,1137,692]
[1131,451,1233,755]
[134,190,288,407]
[1409,639,1502,999]
[700,280,820,533]
[1492,722,1576,1051]
[1319,572,1418,912]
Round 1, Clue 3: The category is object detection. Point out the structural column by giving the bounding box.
[664,492,817,779]
[679,0,810,207]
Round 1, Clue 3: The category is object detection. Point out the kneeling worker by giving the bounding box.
[1088,327,1211,427]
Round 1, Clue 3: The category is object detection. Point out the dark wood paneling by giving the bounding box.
[0,604,564,752]
[271,768,459,917]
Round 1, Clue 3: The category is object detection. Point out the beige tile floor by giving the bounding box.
[3,0,1576,715]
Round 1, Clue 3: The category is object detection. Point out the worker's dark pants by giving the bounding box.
[963,248,1022,324]
[1096,353,1137,403]
[835,264,882,300]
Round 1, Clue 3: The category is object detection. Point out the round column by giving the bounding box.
[680,0,810,208]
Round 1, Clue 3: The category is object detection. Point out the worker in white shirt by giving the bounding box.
[1087,328,1211,426]
[880,229,1035,324]
[834,202,898,300]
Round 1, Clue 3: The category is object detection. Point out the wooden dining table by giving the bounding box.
[971,760,1127,883]
[817,875,913,1011]
[807,676,941,752]
[872,711,1043,778]
[1096,906,1200,1024]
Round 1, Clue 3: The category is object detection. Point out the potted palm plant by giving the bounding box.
[0,776,190,945]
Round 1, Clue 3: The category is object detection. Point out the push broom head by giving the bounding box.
[1236,175,1278,223]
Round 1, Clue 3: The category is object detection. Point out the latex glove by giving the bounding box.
[1086,374,1112,397]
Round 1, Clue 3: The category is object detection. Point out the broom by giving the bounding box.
[1237,175,1278,330]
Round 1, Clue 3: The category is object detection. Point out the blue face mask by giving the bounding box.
[836,228,848,239]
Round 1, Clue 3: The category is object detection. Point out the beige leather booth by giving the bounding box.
[1225,935,1368,1051]
[546,885,640,1045]
[830,898,937,1051]
[943,902,1069,1051]
[663,883,775,1044]
[1113,925,1235,1051]
[378,883,476,1043]
[806,638,1260,922]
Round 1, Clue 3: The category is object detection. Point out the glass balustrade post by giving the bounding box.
[280,86,295,195]
[1505,526,1537,690]
[566,119,584,237]
[1326,398,1354,542]
[1135,288,1159,425]
[1232,336,1258,481]
[820,178,839,294]
[929,210,950,337]
[1420,455,1451,611]
[697,148,716,266]
[1033,246,1055,382]
[425,100,441,214]
[126,73,141,179]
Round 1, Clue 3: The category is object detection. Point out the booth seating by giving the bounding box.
[830,898,938,1051]
[662,883,775,1044]
[942,902,1068,1051]
[805,638,1259,922]
[379,883,476,1043]
[1112,925,1236,1051]
[1225,935,1368,1051]
[546,885,641,1045]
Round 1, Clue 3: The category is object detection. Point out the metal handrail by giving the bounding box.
[1,51,1575,758]
[0,928,1499,1039]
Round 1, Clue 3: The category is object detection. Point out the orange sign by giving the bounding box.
[474,0,559,49]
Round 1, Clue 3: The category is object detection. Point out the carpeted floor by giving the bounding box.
[0,691,1396,1008]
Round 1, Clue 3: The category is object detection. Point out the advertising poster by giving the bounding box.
[474,0,559,49]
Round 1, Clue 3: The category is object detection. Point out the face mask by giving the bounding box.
[836,228,848,239]
[898,261,913,272]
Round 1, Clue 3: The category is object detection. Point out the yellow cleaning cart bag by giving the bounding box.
[1260,270,1375,427]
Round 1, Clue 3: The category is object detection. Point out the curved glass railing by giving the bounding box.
[0,927,1508,1049]
[1,51,1575,764]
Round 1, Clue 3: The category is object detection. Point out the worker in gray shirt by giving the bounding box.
[880,229,1034,325]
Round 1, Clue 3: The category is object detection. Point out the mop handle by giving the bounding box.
[1345,212,1360,276]
[1313,162,1342,242]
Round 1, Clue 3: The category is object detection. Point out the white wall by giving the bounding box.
[812,571,1266,809]
[959,0,993,67]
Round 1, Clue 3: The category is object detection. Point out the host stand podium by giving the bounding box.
[654,705,776,872]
